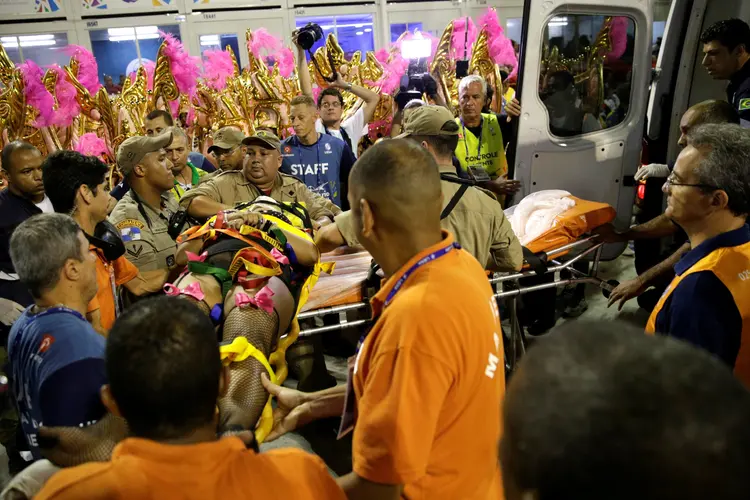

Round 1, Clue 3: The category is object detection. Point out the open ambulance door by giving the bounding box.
[512,0,653,259]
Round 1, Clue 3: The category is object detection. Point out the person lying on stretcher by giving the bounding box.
[171,197,325,442]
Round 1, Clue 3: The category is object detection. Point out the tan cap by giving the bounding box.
[396,105,458,138]
[242,130,281,150]
[208,127,245,153]
[116,131,173,176]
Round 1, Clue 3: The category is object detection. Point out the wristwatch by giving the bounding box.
[345,82,353,91]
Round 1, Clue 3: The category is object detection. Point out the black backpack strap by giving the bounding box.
[522,246,548,276]
[441,184,469,220]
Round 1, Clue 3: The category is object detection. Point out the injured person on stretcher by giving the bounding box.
[170,196,328,443]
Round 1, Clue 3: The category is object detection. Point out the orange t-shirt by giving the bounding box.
[36,436,346,500]
[86,246,138,333]
[352,231,505,499]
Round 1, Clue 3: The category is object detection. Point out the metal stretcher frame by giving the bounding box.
[291,235,615,371]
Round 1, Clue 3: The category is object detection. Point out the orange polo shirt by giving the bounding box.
[36,436,346,500]
[86,246,138,333]
[352,231,505,499]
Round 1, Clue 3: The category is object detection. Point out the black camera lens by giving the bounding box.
[298,23,324,51]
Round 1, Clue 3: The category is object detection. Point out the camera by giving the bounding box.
[297,23,324,51]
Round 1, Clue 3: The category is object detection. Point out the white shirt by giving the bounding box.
[315,107,368,158]
[34,195,54,214]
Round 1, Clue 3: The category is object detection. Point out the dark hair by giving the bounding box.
[106,297,221,440]
[410,121,460,158]
[317,87,344,108]
[502,320,750,500]
[691,99,740,126]
[687,124,750,216]
[700,18,750,53]
[145,109,174,126]
[42,150,109,214]
[1,141,39,174]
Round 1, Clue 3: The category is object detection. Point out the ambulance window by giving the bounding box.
[539,15,635,138]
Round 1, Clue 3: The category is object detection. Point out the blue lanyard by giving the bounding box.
[460,117,483,161]
[356,241,460,354]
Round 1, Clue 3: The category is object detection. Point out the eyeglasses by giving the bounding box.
[664,173,718,191]
[212,146,240,159]
[321,102,341,109]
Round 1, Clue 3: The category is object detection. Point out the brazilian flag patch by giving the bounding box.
[740,98,750,111]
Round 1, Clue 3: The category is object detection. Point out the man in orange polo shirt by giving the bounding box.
[263,139,504,499]
[35,296,347,500]
[43,151,162,334]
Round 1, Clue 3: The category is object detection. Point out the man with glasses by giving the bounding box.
[207,127,246,176]
[293,32,380,158]
[646,124,750,386]
[599,100,740,311]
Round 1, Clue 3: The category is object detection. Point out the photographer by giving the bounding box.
[293,25,380,158]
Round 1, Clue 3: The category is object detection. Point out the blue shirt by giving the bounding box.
[655,225,750,368]
[280,134,355,208]
[8,306,107,460]
[188,152,216,173]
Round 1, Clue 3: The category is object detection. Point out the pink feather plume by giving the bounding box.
[367,48,408,95]
[451,17,478,60]
[249,28,282,60]
[311,87,321,103]
[202,49,235,91]
[276,47,295,78]
[606,17,629,60]
[63,45,102,96]
[160,31,201,99]
[18,60,55,127]
[478,7,518,79]
[48,65,80,127]
[74,133,109,158]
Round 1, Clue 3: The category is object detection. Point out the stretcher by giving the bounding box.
[293,196,618,371]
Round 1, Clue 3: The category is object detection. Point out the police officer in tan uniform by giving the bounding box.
[181,130,340,226]
[317,105,523,272]
[109,131,185,287]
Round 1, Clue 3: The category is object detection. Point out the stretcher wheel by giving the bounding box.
[601,280,620,299]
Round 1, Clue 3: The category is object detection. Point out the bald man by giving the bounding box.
[261,139,505,499]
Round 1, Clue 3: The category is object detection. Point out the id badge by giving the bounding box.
[469,166,491,182]
[337,355,358,439]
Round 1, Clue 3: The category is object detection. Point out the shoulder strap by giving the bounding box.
[441,184,469,220]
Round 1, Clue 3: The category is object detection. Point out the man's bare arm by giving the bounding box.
[336,473,403,500]
[315,223,347,253]
[123,269,170,295]
[186,196,231,219]
[293,32,314,98]
[332,74,380,124]
[595,214,679,243]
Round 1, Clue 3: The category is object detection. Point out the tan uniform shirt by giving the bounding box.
[336,165,522,272]
[108,190,181,272]
[180,171,341,221]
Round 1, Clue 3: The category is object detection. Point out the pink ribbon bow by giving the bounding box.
[186,251,208,263]
[234,286,275,315]
[163,282,206,302]
[270,247,289,265]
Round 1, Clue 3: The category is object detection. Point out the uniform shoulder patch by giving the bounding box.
[115,219,145,231]
[740,98,750,111]
[116,219,145,242]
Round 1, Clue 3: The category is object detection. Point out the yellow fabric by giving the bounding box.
[454,113,508,179]
[646,240,750,387]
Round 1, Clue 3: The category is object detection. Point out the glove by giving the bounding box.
[635,163,670,181]
[0,298,24,327]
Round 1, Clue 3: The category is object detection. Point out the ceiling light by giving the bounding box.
[18,34,54,42]
[356,31,363,35]
[364,28,372,32]
[135,26,158,34]
[20,40,57,47]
